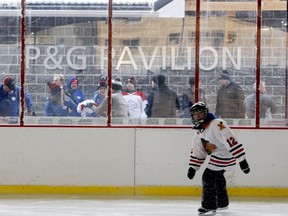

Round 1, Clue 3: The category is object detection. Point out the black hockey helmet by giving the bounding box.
[190,102,208,129]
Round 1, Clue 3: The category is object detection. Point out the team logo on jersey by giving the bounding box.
[218,121,225,131]
[201,138,217,155]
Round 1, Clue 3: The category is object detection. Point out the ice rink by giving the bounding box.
[0,195,287,216]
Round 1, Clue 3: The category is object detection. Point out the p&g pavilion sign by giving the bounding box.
[26,45,242,71]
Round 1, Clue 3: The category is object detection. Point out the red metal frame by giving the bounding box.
[5,0,285,130]
[194,0,201,103]
[107,0,113,127]
[20,0,26,126]
[255,0,262,128]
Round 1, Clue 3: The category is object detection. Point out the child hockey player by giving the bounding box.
[187,102,250,215]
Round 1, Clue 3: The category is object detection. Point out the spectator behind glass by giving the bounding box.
[145,74,180,118]
[122,76,147,119]
[145,76,158,118]
[76,75,107,118]
[53,74,74,101]
[45,81,77,116]
[244,81,276,119]
[182,77,207,118]
[92,78,128,118]
[66,76,86,116]
[92,75,107,106]
[0,75,34,117]
[215,70,245,118]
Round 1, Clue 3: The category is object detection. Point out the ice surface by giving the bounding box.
[0,195,287,216]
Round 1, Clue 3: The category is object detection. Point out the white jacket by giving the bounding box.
[123,93,147,119]
[189,118,247,171]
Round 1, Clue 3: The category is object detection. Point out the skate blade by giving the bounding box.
[198,210,216,215]
[217,206,228,210]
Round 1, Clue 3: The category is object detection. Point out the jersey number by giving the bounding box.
[226,137,238,147]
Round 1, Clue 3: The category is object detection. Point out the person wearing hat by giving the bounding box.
[66,76,86,116]
[0,75,34,117]
[215,70,245,118]
[92,75,107,104]
[182,77,207,118]
[92,78,128,118]
[90,75,108,117]
[145,74,180,118]
[122,76,147,119]
[45,81,77,116]
[123,76,146,100]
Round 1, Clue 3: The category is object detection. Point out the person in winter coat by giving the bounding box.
[122,76,147,119]
[92,75,107,106]
[244,81,276,119]
[66,76,86,116]
[0,76,34,117]
[215,70,245,118]
[92,78,128,118]
[45,81,77,116]
[187,102,250,215]
[182,77,207,118]
[145,76,158,118]
[145,74,180,118]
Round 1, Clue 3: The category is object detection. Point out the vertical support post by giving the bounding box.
[107,0,113,127]
[20,0,26,126]
[255,0,262,127]
[194,0,201,103]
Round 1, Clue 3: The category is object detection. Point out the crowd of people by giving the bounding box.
[0,70,277,119]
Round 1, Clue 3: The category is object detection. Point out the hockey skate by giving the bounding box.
[198,207,216,215]
[217,206,228,211]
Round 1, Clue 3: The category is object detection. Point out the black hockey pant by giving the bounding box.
[201,168,229,209]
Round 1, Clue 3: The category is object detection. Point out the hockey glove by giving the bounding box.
[187,167,196,180]
[239,159,250,174]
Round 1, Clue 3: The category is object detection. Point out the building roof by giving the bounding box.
[0,0,184,18]
[1,0,154,11]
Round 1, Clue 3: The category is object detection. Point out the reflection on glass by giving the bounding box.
[244,81,277,119]
[198,4,258,126]
[0,0,286,127]
[259,4,287,126]
[23,0,110,125]
[145,74,180,118]
[0,1,21,125]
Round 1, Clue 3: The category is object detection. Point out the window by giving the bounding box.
[122,39,140,47]
[0,0,286,128]
[168,33,180,45]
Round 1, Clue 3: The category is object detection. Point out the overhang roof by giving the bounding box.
[0,0,184,17]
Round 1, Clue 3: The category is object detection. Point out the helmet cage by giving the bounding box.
[190,102,208,127]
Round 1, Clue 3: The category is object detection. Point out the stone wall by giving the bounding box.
[0,15,286,118]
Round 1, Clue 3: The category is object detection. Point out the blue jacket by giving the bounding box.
[92,90,105,106]
[45,97,77,116]
[0,84,33,117]
[91,90,106,117]
[66,77,86,116]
